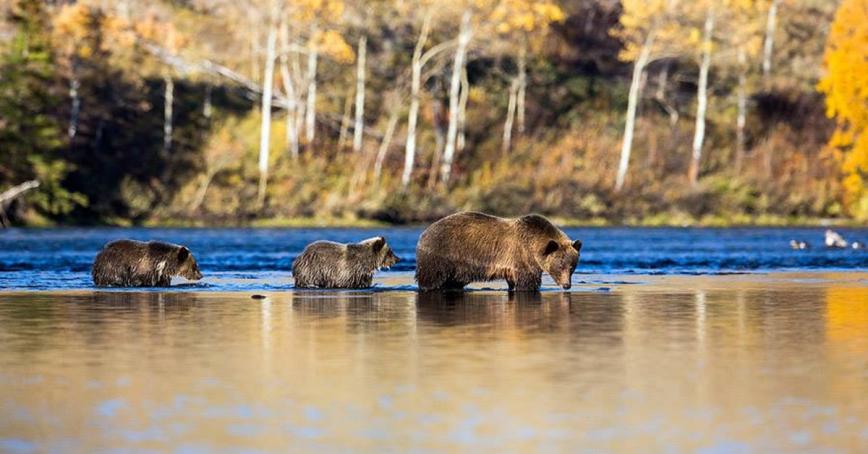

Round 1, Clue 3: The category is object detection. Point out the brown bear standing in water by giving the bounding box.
[416,212,582,291]
[92,240,203,287]
[292,237,399,288]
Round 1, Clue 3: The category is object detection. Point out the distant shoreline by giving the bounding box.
[7,215,865,229]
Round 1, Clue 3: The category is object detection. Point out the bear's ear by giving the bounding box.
[177,247,190,262]
[572,239,583,252]
[370,237,386,253]
[542,240,559,256]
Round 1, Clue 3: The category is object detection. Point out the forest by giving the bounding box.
[0,0,865,226]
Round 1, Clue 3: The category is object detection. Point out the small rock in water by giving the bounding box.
[251,294,267,300]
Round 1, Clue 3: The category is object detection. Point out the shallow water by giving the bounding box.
[1,227,867,290]
[1,274,867,451]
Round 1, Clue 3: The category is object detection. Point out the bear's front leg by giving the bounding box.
[511,273,542,292]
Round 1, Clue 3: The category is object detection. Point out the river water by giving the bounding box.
[1,228,867,451]
[0,227,866,290]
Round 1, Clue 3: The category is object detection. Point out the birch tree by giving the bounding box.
[439,10,471,185]
[723,0,764,175]
[612,0,673,192]
[51,3,90,142]
[400,10,455,188]
[278,13,300,159]
[761,0,779,81]
[125,9,191,157]
[256,1,278,205]
[490,0,565,153]
[401,12,432,188]
[688,5,715,187]
[352,34,366,152]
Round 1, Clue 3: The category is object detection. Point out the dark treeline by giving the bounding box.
[0,0,863,226]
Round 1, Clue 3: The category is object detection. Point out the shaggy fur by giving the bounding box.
[292,236,399,288]
[415,212,582,291]
[92,240,203,287]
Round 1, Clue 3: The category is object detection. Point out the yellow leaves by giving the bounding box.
[314,29,354,64]
[490,0,565,35]
[291,0,345,23]
[53,4,90,42]
[52,3,136,58]
[135,15,188,52]
[818,0,868,219]
[52,3,95,57]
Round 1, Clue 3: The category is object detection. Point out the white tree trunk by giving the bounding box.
[614,32,654,192]
[337,95,353,149]
[163,74,174,155]
[402,13,431,188]
[762,0,778,81]
[374,109,401,181]
[203,84,213,119]
[278,17,299,159]
[735,48,747,174]
[353,35,367,153]
[304,34,318,145]
[502,77,519,155]
[689,10,714,186]
[440,10,472,185]
[457,66,469,152]
[257,20,278,204]
[292,49,305,145]
[516,43,527,134]
[68,59,80,140]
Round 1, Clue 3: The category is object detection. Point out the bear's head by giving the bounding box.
[176,247,203,281]
[538,238,582,289]
[363,236,400,270]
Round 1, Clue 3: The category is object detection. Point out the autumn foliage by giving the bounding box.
[0,0,859,226]
[818,0,868,221]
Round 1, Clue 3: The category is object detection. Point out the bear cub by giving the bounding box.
[92,240,203,287]
[292,237,399,289]
[416,212,582,291]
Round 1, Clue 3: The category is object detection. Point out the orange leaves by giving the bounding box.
[818,0,868,219]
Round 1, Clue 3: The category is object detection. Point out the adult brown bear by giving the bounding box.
[415,212,582,291]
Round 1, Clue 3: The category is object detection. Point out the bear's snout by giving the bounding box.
[562,283,571,290]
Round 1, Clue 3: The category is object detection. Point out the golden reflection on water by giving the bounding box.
[0,276,867,452]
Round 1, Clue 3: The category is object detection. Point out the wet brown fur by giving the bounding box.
[292,236,399,288]
[92,240,203,287]
[415,212,582,291]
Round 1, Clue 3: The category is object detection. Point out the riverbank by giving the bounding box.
[11,213,863,229]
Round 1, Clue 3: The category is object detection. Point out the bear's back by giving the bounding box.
[417,212,517,268]
[419,212,510,246]
[292,241,347,286]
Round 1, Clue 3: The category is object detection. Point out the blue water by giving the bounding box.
[0,227,866,290]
